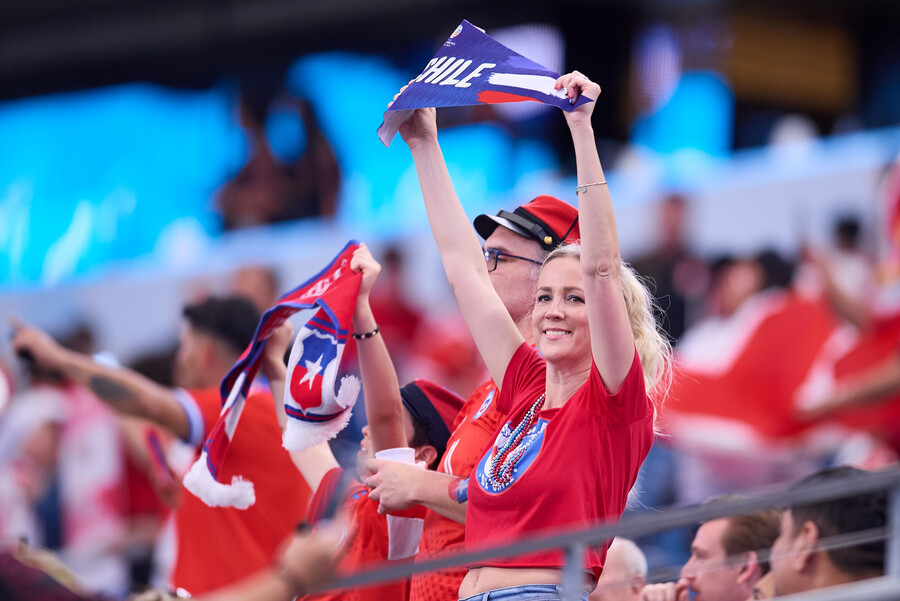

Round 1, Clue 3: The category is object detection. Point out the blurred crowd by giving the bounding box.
[1,153,899,601]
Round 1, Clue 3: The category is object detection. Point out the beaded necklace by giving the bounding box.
[485,393,545,491]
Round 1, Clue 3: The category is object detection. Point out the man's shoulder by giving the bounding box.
[182,386,222,406]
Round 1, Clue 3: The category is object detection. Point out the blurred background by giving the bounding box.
[1,0,900,595]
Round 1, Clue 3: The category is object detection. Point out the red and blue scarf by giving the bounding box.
[184,241,362,509]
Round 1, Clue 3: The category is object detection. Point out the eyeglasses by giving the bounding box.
[483,248,542,273]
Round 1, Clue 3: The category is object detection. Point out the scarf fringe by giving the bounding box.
[183,451,256,510]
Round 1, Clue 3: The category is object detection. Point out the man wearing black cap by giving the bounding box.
[11,297,310,596]
[365,194,581,601]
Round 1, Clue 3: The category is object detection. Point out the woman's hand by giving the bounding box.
[555,70,600,129]
[350,243,382,301]
[391,82,438,151]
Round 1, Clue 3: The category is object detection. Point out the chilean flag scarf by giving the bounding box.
[183,241,362,509]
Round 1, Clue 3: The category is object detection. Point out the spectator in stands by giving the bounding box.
[217,93,340,228]
[352,244,423,381]
[639,505,780,601]
[1,328,129,597]
[230,265,281,314]
[630,194,710,343]
[10,297,310,596]
[590,538,647,601]
[770,466,886,596]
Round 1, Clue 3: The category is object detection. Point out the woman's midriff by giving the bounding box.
[458,566,593,598]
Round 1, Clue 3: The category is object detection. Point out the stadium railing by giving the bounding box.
[304,467,900,601]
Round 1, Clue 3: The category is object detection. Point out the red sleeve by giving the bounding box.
[497,343,546,415]
[307,467,353,525]
[585,346,652,424]
[184,388,223,440]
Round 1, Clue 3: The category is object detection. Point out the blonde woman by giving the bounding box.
[390,71,671,601]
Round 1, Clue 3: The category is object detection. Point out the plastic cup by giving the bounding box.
[375,447,416,464]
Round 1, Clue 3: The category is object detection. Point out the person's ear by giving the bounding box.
[793,521,819,573]
[736,551,760,585]
[200,338,219,370]
[630,575,646,594]
[414,445,437,469]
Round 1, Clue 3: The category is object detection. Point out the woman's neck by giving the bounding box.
[543,359,592,409]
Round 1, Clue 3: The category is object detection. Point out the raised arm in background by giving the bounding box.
[10,317,190,440]
[397,100,523,384]
[349,243,408,453]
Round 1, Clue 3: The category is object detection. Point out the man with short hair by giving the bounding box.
[639,507,781,601]
[590,538,648,601]
[770,465,886,596]
[364,195,581,601]
[11,297,310,596]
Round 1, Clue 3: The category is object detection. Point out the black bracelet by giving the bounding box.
[351,326,380,340]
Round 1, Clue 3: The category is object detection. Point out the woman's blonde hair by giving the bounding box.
[542,245,673,409]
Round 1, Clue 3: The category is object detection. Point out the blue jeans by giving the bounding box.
[459,584,589,601]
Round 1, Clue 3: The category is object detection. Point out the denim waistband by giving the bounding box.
[459,584,566,601]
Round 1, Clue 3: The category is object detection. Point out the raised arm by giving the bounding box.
[557,73,636,393]
[798,349,900,421]
[349,244,408,452]
[10,317,191,440]
[397,102,523,383]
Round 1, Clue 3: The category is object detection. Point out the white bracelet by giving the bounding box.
[575,181,607,195]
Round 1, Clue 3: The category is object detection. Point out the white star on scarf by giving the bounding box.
[298,354,325,390]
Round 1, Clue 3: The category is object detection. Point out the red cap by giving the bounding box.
[399,379,465,458]
[474,195,580,251]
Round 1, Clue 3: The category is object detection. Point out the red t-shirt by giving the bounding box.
[304,468,411,601]
[172,388,311,595]
[410,380,505,601]
[466,343,653,576]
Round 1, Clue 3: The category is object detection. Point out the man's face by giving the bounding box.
[770,510,802,596]
[483,227,543,327]
[173,323,205,389]
[681,519,745,601]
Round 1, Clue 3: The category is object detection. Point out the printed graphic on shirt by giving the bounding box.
[442,439,460,476]
[473,389,495,421]
[475,417,549,494]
